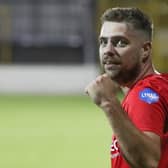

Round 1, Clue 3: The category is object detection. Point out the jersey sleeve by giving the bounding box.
[123,87,166,137]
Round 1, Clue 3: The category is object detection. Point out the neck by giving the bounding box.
[123,62,156,88]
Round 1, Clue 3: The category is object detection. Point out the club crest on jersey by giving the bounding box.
[139,88,159,104]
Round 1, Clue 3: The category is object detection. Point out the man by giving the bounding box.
[85,7,168,168]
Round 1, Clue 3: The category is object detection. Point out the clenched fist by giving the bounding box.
[85,74,119,108]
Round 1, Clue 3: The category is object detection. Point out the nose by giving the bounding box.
[104,41,116,56]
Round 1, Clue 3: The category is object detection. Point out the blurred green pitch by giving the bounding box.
[0,95,112,168]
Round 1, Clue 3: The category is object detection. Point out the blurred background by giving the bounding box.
[0,0,167,168]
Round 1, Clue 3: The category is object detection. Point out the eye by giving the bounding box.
[99,37,107,46]
[115,39,129,48]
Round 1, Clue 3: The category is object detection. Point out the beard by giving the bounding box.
[103,61,141,86]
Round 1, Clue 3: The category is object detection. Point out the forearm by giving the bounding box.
[101,99,161,168]
[85,74,161,167]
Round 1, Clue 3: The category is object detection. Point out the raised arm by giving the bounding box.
[85,74,161,168]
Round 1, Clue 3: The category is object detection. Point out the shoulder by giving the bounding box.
[122,74,168,106]
[131,73,168,97]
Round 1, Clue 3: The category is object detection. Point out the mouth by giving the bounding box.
[103,59,121,70]
[102,55,121,71]
[104,63,120,70]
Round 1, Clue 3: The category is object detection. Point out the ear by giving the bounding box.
[141,41,152,63]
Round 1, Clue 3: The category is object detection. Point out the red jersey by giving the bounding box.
[111,73,168,168]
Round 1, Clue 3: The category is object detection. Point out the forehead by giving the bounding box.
[100,21,138,39]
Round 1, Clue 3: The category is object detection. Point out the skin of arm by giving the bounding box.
[85,73,161,168]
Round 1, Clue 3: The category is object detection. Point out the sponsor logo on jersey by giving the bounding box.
[139,88,159,104]
[111,138,120,159]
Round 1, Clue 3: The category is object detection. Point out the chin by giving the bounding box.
[105,70,120,80]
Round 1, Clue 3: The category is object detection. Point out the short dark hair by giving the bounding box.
[101,7,153,41]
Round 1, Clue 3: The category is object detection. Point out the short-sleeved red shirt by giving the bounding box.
[111,74,168,168]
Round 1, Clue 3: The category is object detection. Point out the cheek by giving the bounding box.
[99,47,102,55]
[121,49,141,67]
[99,48,103,62]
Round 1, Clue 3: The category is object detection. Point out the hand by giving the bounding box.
[85,74,119,107]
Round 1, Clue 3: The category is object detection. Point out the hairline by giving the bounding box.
[101,20,152,42]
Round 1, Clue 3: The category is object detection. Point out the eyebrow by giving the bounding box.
[99,36,106,41]
[99,35,129,40]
